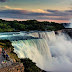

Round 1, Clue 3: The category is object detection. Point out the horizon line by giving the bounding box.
[0,18,70,24]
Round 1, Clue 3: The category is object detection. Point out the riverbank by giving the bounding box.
[0,62,24,72]
[0,40,46,72]
[0,47,24,71]
[0,40,24,72]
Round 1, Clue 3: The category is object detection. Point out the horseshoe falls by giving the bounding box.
[0,31,72,71]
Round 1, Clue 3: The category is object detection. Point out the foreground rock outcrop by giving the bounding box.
[0,63,24,72]
[0,40,46,72]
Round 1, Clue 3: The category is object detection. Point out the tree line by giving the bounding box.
[0,19,64,32]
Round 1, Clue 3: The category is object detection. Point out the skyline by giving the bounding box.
[0,0,72,23]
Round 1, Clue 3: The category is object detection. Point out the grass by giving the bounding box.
[0,42,6,48]
[7,52,20,62]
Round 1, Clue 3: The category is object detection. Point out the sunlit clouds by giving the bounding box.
[0,0,72,23]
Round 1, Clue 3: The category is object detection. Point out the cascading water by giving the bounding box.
[12,39,52,70]
[0,31,72,71]
[11,31,72,71]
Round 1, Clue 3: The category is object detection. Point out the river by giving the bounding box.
[0,31,72,72]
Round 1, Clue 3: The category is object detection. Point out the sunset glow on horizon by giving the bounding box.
[0,0,72,23]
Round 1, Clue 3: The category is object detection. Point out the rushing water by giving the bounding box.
[0,31,72,71]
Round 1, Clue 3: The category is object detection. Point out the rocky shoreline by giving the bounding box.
[0,47,24,72]
[0,40,46,72]
[0,62,24,72]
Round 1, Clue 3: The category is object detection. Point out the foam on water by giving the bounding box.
[12,31,72,71]
[0,31,72,71]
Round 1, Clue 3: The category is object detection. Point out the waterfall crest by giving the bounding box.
[12,31,72,71]
[12,39,52,70]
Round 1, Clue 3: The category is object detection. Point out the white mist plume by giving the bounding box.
[68,19,72,28]
[12,31,72,72]
[64,19,72,28]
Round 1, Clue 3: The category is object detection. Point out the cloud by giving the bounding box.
[0,0,7,2]
[0,6,10,10]
[0,5,24,10]
[32,9,47,13]
[0,7,72,23]
[69,3,72,10]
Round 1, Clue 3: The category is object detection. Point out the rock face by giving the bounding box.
[55,28,72,38]
[21,58,46,72]
[0,46,24,72]
[0,63,24,72]
[64,29,72,38]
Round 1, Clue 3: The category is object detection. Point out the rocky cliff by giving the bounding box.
[55,28,72,38]
[0,63,24,72]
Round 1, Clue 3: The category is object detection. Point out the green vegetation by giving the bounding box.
[21,58,45,72]
[0,39,13,50]
[0,19,64,72]
[0,39,20,62]
[0,40,44,71]
[0,19,64,32]
[7,52,20,62]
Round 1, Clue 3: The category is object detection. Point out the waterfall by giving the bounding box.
[12,31,72,71]
[12,39,52,70]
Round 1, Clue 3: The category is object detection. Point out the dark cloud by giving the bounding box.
[0,10,30,14]
[47,10,60,13]
[0,0,7,2]
[65,10,72,12]
[0,9,72,21]
[46,9,72,16]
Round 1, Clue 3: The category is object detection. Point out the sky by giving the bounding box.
[0,0,72,23]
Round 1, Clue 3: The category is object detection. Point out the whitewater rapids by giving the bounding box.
[12,31,72,72]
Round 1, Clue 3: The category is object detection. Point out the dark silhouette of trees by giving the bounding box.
[0,19,64,32]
